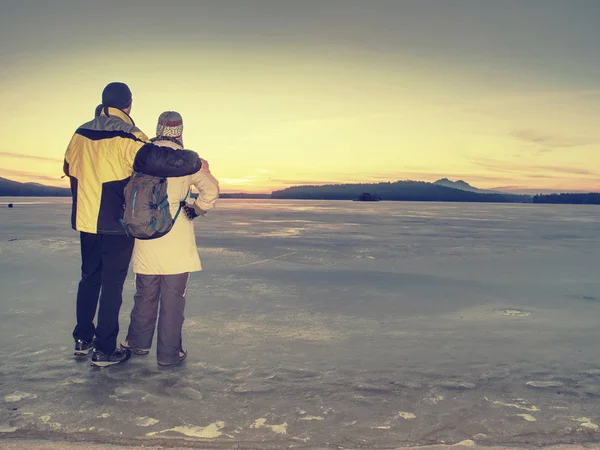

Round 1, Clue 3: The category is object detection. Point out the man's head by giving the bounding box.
[156,111,184,146]
[101,82,132,114]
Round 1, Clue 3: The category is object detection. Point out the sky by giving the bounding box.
[1,0,599,194]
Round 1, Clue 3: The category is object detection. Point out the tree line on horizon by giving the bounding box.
[532,193,600,205]
[2,176,598,205]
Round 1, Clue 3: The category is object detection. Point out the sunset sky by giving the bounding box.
[1,0,599,194]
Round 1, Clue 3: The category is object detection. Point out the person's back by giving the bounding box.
[123,111,219,366]
[132,137,219,275]
[66,106,150,234]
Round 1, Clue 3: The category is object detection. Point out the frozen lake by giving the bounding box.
[1,198,600,448]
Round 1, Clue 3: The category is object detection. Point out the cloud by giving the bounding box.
[491,185,528,190]
[471,157,597,178]
[219,177,255,184]
[267,178,345,186]
[0,168,66,184]
[491,186,594,194]
[0,151,63,163]
[509,129,592,149]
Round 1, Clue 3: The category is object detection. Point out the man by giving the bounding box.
[63,82,202,367]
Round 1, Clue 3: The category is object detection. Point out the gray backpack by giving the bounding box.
[120,173,189,240]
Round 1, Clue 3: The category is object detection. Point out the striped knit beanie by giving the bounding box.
[156,111,184,146]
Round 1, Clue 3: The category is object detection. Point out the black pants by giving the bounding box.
[72,232,134,354]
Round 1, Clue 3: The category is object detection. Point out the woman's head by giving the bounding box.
[156,111,184,146]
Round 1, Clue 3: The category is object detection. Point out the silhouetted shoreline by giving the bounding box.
[3,176,598,204]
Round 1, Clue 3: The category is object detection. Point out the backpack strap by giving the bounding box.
[173,189,191,222]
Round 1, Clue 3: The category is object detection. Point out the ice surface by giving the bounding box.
[1,198,600,447]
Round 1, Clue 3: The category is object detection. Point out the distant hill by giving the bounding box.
[7,175,594,204]
[433,178,510,194]
[434,178,482,192]
[533,193,600,205]
[0,176,269,200]
[271,181,532,203]
[0,177,71,197]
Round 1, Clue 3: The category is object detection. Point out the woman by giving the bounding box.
[121,111,219,366]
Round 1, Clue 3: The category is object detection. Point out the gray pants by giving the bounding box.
[126,273,189,364]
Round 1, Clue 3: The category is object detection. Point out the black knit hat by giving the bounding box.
[101,82,132,110]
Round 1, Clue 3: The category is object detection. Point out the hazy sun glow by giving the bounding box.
[1,1,599,194]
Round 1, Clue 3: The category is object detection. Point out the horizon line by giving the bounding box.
[1,175,598,196]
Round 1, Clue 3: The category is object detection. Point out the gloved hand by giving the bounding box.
[200,158,210,172]
[181,202,207,220]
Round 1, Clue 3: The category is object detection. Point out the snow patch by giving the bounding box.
[517,414,537,422]
[136,417,159,427]
[453,440,476,447]
[4,391,37,402]
[492,400,540,412]
[571,417,599,431]
[526,380,563,388]
[497,309,531,317]
[148,421,225,438]
[251,418,288,434]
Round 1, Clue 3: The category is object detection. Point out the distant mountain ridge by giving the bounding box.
[434,178,480,192]
[433,178,505,194]
[0,177,70,197]
[1,176,271,199]
[4,176,595,204]
[272,180,532,203]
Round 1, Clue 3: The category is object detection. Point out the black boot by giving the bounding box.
[91,348,131,367]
